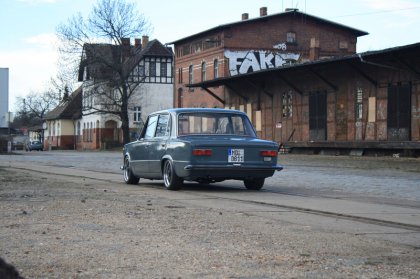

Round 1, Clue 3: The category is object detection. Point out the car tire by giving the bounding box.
[123,156,139,185]
[244,178,265,190]
[163,160,182,190]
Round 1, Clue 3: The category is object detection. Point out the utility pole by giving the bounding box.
[6,111,12,153]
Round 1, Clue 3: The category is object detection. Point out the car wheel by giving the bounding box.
[163,160,182,190]
[244,178,265,190]
[123,156,139,185]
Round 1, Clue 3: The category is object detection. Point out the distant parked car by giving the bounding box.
[122,108,283,190]
[26,140,43,151]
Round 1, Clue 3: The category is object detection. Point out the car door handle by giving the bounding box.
[161,144,167,148]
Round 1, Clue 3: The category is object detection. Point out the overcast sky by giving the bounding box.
[1,0,420,111]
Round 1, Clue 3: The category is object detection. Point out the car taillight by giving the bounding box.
[260,150,277,157]
[192,149,212,156]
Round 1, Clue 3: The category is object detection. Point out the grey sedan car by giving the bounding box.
[122,108,283,190]
[26,140,43,151]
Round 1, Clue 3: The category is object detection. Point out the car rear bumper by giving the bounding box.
[182,164,283,181]
[184,164,283,171]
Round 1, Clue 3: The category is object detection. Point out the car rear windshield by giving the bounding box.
[178,112,256,137]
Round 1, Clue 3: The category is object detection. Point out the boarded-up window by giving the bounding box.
[246,103,252,122]
[368,97,376,123]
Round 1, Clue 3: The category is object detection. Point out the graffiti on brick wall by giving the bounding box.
[225,50,300,76]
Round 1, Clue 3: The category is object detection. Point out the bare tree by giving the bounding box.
[50,65,75,98]
[13,90,61,127]
[56,0,151,144]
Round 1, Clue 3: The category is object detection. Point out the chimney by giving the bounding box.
[135,38,141,48]
[242,13,249,20]
[309,38,320,60]
[121,38,130,46]
[260,7,267,16]
[142,35,149,46]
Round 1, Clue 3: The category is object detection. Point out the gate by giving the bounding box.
[387,83,411,141]
[309,91,327,141]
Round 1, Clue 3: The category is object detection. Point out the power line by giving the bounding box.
[331,6,420,18]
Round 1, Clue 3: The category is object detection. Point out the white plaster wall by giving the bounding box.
[60,120,75,135]
[0,68,9,128]
[80,79,173,130]
[129,83,173,126]
[81,114,102,129]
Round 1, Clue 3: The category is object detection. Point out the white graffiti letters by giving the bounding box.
[239,52,260,74]
[260,52,274,70]
[225,50,300,76]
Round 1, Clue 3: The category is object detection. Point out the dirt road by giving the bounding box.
[1,159,420,278]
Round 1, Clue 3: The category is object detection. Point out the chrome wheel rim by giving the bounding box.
[163,161,171,187]
[123,158,130,182]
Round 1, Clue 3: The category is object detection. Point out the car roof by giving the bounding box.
[152,108,247,115]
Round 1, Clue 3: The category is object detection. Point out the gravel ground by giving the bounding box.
[1,166,420,278]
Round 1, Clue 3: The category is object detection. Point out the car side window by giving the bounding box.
[155,114,170,137]
[144,115,158,139]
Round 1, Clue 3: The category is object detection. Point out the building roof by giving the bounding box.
[168,9,368,45]
[78,39,173,81]
[78,44,121,81]
[189,42,420,88]
[44,86,83,120]
[124,39,173,74]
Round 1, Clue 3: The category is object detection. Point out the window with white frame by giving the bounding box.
[160,62,167,77]
[201,61,206,81]
[189,65,194,84]
[286,31,296,44]
[134,106,142,122]
[149,59,156,77]
[356,87,363,120]
[214,59,219,78]
[282,91,293,118]
[83,123,86,141]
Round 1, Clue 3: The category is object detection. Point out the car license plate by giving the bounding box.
[228,148,244,163]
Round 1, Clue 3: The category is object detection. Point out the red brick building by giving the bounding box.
[170,7,367,109]
[170,8,420,155]
[191,43,420,155]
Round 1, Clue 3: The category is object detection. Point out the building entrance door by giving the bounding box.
[387,83,411,141]
[309,91,327,141]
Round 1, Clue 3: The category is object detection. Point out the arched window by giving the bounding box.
[214,59,219,78]
[201,61,206,81]
[188,65,194,84]
[83,123,86,141]
[90,122,93,142]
